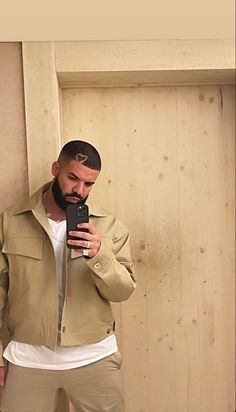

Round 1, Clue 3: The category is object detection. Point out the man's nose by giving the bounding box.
[73,181,85,196]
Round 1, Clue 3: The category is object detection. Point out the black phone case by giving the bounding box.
[66,204,89,249]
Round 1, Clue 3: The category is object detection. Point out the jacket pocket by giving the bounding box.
[106,351,122,369]
[2,237,43,259]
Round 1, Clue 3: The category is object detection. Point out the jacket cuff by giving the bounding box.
[85,238,114,277]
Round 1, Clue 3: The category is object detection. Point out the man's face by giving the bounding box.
[51,160,100,211]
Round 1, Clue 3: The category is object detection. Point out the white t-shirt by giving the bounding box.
[3,218,117,370]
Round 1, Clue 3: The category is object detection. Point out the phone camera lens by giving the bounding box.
[77,205,86,216]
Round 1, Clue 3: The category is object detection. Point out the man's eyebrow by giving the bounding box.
[68,172,79,178]
[68,172,95,184]
[67,172,80,180]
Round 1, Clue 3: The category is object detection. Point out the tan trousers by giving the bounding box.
[1,352,123,412]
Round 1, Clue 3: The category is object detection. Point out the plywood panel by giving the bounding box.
[62,87,152,411]
[61,85,235,412]
[55,40,235,87]
[55,40,235,73]
[22,42,61,195]
[0,43,28,213]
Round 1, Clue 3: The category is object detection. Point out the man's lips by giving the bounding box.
[65,196,81,203]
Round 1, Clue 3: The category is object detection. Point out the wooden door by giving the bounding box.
[61,84,235,412]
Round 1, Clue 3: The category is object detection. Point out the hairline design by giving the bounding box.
[75,153,88,164]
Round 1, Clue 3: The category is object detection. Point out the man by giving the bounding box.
[0,140,135,412]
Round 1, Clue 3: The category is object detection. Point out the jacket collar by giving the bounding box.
[14,182,107,217]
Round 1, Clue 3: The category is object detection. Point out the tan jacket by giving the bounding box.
[0,183,135,365]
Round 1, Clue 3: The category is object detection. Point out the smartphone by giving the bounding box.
[66,203,89,249]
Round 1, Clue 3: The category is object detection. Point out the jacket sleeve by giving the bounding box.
[86,219,136,302]
[0,214,9,366]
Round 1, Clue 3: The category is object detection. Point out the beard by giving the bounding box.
[51,176,87,211]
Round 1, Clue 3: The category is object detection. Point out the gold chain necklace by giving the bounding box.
[43,192,52,218]
[43,192,66,242]
[43,191,66,225]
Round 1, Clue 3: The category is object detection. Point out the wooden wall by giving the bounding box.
[1,41,234,412]
[62,84,235,412]
[0,43,28,213]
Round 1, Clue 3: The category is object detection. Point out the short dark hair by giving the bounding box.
[58,140,102,171]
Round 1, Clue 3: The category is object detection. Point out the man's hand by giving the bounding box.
[67,222,101,258]
[0,366,6,387]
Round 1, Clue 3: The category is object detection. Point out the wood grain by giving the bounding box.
[62,85,235,412]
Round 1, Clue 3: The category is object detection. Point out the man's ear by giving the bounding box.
[51,161,60,177]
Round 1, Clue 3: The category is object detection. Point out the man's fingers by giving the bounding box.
[77,223,97,235]
[67,239,90,248]
[69,231,91,241]
[68,223,101,257]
